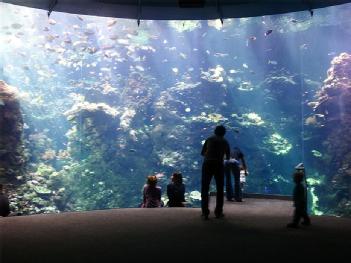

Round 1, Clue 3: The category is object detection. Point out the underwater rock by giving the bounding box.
[65,101,119,121]
[310,53,351,215]
[201,65,226,83]
[120,107,136,130]
[32,185,52,195]
[313,53,351,124]
[189,190,201,201]
[260,70,304,117]
[263,133,292,156]
[231,112,265,127]
[0,80,24,183]
[189,112,227,123]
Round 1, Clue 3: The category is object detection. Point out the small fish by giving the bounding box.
[107,19,117,27]
[129,149,136,153]
[185,107,191,112]
[249,36,257,41]
[300,44,308,50]
[307,101,318,108]
[179,52,187,59]
[48,19,57,25]
[242,63,249,69]
[314,114,325,118]
[265,29,273,36]
[77,15,84,21]
[84,29,95,36]
[11,23,23,29]
[63,38,72,44]
[291,19,299,23]
[172,68,179,73]
[268,60,278,65]
[46,34,56,42]
[135,65,145,71]
[311,150,322,158]
[109,35,118,40]
[214,53,229,57]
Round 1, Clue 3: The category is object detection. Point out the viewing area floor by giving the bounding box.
[1,197,351,262]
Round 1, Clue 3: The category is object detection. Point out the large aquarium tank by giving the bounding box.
[0,2,350,216]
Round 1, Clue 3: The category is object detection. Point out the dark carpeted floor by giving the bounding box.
[1,198,350,262]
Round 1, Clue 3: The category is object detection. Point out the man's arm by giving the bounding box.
[201,139,207,156]
[241,156,248,175]
[225,141,230,160]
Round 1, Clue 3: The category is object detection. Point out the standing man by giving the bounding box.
[224,147,247,202]
[201,125,230,219]
[0,184,10,217]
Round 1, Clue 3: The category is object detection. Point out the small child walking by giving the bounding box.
[287,171,311,228]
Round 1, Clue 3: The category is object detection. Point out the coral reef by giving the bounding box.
[309,53,351,215]
[0,81,24,183]
[264,133,292,156]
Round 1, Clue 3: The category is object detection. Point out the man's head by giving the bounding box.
[214,125,226,137]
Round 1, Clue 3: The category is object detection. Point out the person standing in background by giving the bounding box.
[224,147,247,202]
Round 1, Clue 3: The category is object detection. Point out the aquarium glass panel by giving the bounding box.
[0,2,350,216]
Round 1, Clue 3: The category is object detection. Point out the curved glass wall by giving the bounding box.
[0,2,350,216]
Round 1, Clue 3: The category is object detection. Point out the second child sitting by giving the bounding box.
[167,172,185,207]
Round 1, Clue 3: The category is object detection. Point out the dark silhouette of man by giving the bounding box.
[224,147,247,202]
[201,125,230,219]
[0,184,10,217]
